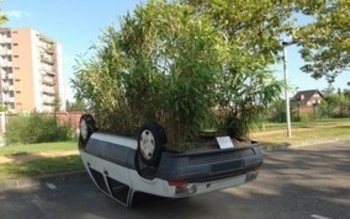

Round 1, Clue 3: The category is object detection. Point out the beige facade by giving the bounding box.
[0,28,66,112]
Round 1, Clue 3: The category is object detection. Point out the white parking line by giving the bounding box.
[310,214,332,219]
[46,183,57,190]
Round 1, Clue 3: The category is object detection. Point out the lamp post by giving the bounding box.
[282,39,299,138]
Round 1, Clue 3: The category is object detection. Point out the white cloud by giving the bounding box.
[4,10,32,19]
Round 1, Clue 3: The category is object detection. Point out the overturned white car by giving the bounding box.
[78,114,263,207]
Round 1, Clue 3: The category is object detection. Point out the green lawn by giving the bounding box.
[254,118,350,132]
[253,125,350,149]
[0,155,84,180]
[0,141,77,156]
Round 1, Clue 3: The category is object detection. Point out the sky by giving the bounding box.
[1,0,349,101]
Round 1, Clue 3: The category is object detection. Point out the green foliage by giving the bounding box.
[0,104,7,112]
[5,112,73,145]
[322,93,350,118]
[66,100,87,112]
[267,99,287,123]
[72,0,284,148]
[0,1,8,25]
[298,112,316,123]
[53,92,61,113]
[295,0,350,82]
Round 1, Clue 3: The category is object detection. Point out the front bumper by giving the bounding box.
[171,170,259,197]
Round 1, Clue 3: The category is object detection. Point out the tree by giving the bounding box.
[66,99,87,112]
[267,99,287,123]
[296,0,350,82]
[320,90,350,118]
[53,92,61,113]
[185,1,350,82]
[0,1,8,25]
[72,0,290,148]
[75,0,350,147]
[322,82,335,96]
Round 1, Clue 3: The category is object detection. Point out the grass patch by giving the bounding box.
[0,155,84,181]
[0,122,348,180]
[253,125,350,149]
[255,119,350,132]
[0,141,77,156]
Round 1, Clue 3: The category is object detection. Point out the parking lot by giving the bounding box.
[0,141,349,219]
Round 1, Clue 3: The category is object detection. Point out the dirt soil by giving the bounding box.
[0,150,79,164]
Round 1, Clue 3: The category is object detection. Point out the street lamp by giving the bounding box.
[282,38,299,138]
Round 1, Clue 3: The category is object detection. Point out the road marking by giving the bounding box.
[310,214,332,219]
[46,183,57,190]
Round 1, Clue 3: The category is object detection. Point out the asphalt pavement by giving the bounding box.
[0,140,349,219]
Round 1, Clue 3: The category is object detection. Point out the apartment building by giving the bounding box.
[0,27,66,112]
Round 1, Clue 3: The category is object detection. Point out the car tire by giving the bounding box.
[79,114,96,149]
[137,123,167,166]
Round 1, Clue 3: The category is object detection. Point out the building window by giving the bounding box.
[14,55,19,58]
[9,79,13,85]
[9,91,14,97]
[16,91,21,94]
[9,103,14,110]
[16,102,22,106]
[12,31,18,34]
[14,67,20,70]
[13,43,18,46]
[15,79,20,82]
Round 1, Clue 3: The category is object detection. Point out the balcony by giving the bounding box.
[43,98,54,105]
[0,61,12,67]
[42,87,55,96]
[0,49,12,56]
[2,85,9,93]
[0,38,11,44]
[41,76,55,86]
[0,56,12,65]
[40,56,55,65]
[42,79,55,86]
[44,45,55,54]
[40,68,56,76]
[0,69,5,76]
[46,70,56,76]
[43,105,54,112]
[1,73,7,81]
[39,36,54,44]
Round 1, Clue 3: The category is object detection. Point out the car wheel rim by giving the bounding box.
[80,119,88,140]
[140,129,155,160]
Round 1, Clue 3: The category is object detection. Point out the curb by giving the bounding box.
[0,170,88,192]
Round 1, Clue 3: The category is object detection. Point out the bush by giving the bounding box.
[72,1,283,150]
[298,113,316,123]
[5,112,73,145]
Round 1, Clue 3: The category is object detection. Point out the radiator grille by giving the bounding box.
[189,148,255,165]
